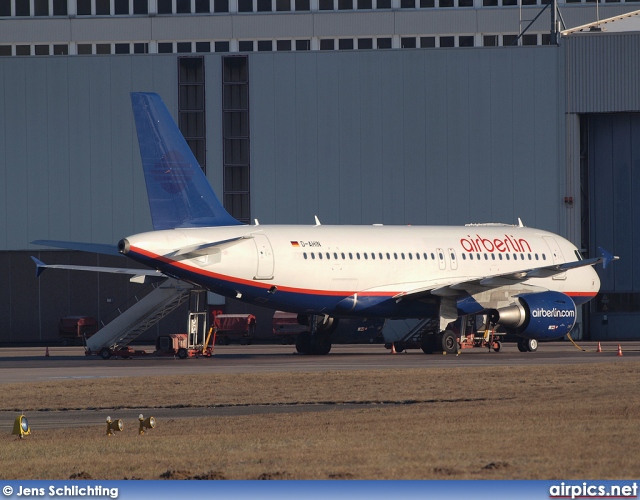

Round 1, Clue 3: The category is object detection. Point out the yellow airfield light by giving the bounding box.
[12,414,30,439]
[106,416,123,436]
[138,414,156,435]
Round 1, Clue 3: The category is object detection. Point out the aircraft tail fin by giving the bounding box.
[131,92,242,230]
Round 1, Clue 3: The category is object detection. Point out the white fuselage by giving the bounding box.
[121,223,600,319]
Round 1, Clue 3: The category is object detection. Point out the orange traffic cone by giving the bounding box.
[45,346,50,357]
[596,342,602,353]
[617,344,623,357]
[390,343,397,354]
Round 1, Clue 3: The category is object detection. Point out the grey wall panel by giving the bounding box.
[315,52,342,223]
[466,50,494,224]
[401,50,427,225]
[4,60,30,249]
[293,53,320,224]
[25,62,52,247]
[71,18,152,42]
[567,33,640,113]
[66,58,95,243]
[250,54,277,223]
[273,53,300,223]
[87,59,115,244]
[338,52,362,223]
[248,47,562,228]
[313,12,394,37]
[357,51,384,225]
[46,58,72,241]
[154,16,232,40]
[233,13,312,38]
[109,57,136,241]
[379,51,405,225]
[396,10,477,35]
[425,50,459,224]
[0,18,71,43]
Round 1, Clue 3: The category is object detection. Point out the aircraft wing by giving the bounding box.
[31,257,166,283]
[393,247,618,301]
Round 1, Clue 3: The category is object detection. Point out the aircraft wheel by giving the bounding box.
[177,347,188,359]
[493,341,501,352]
[295,331,311,354]
[99,348,112,360]
[440,330,458,354]
[310,334,332,355]
[421,333,435,354]
[517,338,527,352]
[527,339,538,352]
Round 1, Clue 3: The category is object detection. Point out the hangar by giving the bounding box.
[0,0,638,343]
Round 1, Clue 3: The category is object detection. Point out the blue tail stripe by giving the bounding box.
[131,92,242,230]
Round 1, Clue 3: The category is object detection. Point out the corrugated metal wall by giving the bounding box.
[249,47,565,229]
[566,33,640,113]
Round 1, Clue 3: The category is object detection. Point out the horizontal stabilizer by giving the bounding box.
[30,256,165,279]
[31,240,121,256]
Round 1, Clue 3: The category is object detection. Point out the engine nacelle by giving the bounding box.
[491,291,577,340]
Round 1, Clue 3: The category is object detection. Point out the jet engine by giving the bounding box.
[489,291,577,340]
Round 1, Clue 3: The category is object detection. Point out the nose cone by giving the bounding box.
[591,265,601,293]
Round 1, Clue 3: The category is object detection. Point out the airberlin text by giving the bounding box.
[460,234,532,254]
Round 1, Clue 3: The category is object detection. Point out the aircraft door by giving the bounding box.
[253,234,275,280]
[437,248,446,270]
[543,236,566,280]
[448,248,458,270]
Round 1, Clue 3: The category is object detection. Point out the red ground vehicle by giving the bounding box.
[58,316,98,346]
[272,311,306,344]
[214,314,256,345]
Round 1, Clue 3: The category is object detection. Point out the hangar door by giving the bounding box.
[583,113,640,340]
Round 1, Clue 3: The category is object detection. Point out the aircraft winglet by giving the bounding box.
[31,257,47,278]
[598,247,619,269]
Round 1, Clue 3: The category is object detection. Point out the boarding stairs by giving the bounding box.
[86,278,194,353]
[397,317,439,348]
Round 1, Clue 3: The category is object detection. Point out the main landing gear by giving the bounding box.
[517,338,538,352]
[420,330,458,355]
[295,314,337,355]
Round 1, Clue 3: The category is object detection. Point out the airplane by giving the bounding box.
[32,92,618,355]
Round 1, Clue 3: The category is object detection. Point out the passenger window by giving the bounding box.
[394,253,398,259]
[341,252,345,259]
[326,252,330,259]
[506,254,510,260]
[319,253,323,260]
[401,253,405,260]
[462,254,467,260]
[334,252,338,259]
[304,252,308,259]
[371,253,375,260]
[386,253,390,259]
[356,253,360,259]
[311,252,315,259]
[364,253,368,260]
[349,253,353,259]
